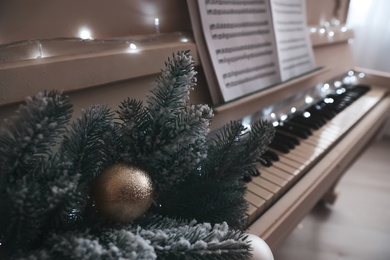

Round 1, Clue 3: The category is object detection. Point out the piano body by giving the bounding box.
[1,0,390,252]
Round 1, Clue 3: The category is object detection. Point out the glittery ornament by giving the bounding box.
[92,163,154,223]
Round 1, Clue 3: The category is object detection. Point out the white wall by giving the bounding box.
[347,0,390,137]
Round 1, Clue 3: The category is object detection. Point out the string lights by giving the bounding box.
[0,32,193,64]
[0,17,192,64]
[309,18,352,45]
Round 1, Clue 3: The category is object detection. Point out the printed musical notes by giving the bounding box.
[188,0,315,103]
[270,0,315,80]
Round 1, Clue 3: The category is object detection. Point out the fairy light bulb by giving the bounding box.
[36,41,43,58]
[154,18,160,34]
[129,43,137,50]
[79,27,93,40]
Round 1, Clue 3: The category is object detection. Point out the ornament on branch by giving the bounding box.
[92,163,154,223]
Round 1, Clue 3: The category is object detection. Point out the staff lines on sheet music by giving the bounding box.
[282,60,311,71]
[206,8,266,15]
[279,43,308,52]
[281,53,309,63]
[277,27,304,32]
[272,1,302,8]
[216,42,272,55]
[222,62,275,79]
[205,0,265,5]
[212,29,270,40]
[273,9,302,14]
[278,37,305,44]
[275,20,304,25]
[225,70,277,88]
[210,21,268,30]
[218,50,273,64]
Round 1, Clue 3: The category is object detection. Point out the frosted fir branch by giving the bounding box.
[152,104,213,150]
[96,216,251,260]
[155,120,273,230]
[0,154,83,254]
[240,120,275,175]
[117,51,213,196]
[23,229,157,260]
[0,91,72,254]
[61,104,118,184]
[117,98,145,125]
[20,220,250,260]
[117,98,152,160]
[204,121,247,182]
[147,50,197,115]
[54,105,123,230]
[117,98,148,142]
[1,178,44,253]
[141,221,251,260]
[204,119,274,181]
[40,158,84,231]
[156,172,248,230]
[143,104,213,194]
[0,90,72,182]
[141,51,199,155]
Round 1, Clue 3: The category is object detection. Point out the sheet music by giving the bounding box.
[197,0,281,102]
[191,0,316,103]
[270,0,315,80]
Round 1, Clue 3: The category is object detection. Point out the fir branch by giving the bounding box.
[117,98,150,159]
[156,175,248,230]
[23,229,157,260]
[142,50,198,155]
[0,90,72,182]
[57,105,123,230]
[61,104,118,184]
[143,104,213,195]
[154,121,248,228]
[142,220,251,260]
[147,50,197,115]
[204,119,274,181]
[204,121,247,182]
[156,120,274,230]
[118,51,212,196]
[240,120,275,175]
[36,154,84,231]
[0,91,72,254]
[1,178,44,253]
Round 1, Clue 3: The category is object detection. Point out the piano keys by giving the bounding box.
[245,70,390,250]
[244,81,387,225]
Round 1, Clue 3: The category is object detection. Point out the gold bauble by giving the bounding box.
[92,163,154,223]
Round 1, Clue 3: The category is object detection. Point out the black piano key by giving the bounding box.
[277,123,312,139]
[264,150,279,161]
[289,114,325,130]
[253,169,261,177]
[269,141,290,153]
[275,132,300,145]
[355,84,371,93]
[326,85,370,113]
[273,134,296,149]
[242,174,252,182]
[261,157,273,167]
[307,103,336,120]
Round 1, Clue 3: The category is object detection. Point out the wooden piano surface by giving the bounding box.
[1,0,390,253]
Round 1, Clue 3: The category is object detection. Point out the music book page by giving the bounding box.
[270,0,315,80]
[188,0,315,103]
